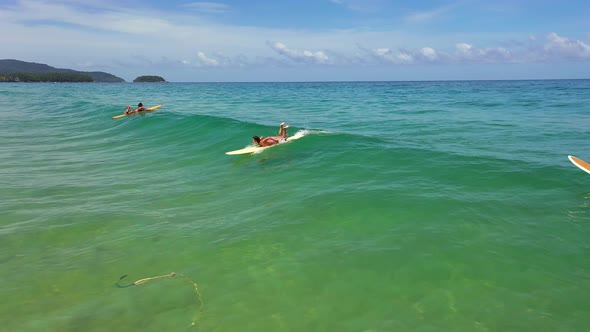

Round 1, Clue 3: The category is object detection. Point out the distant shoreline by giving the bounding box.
[1,78,588,84]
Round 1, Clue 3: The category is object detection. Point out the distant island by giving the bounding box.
[0,59,125,82]
[133,75,166,83]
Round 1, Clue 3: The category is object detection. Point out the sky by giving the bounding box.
[1,0,589,82]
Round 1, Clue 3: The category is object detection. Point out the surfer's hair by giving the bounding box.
[138,102,143,107]
[252,136,261,144]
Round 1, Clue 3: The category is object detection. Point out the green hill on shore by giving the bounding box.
[0,59,125,82]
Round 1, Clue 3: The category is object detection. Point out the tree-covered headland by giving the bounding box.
[0,73,93,82]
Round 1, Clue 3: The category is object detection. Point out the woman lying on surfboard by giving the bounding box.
[252,122,290,147]
[124,102,146,115]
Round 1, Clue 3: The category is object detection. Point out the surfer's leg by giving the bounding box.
[278,123,289,138]
[278,122,285,137]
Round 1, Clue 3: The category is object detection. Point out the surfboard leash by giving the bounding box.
[116,272,204,328]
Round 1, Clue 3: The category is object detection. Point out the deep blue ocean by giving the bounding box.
[1,80,590,331]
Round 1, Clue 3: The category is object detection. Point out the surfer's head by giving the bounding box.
[252,136,261,145]
[138,102,143,107]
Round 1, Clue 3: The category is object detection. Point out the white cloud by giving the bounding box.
[369,48,415,64]
[397,52,414,64]
[455,43,472,54]
[181,2,230,14]
[404,3,457,24]
[367,46,449,64]
[4,0,177,35]
[455,43,512,63]
[196,51,219,66]
[420,47,438,61]
[544,32,590,59]
[373,48,389,57]
[365,42,520,65]
[404,34,590,65]
[268,42,330,64]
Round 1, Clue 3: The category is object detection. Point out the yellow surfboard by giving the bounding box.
[112,105,162,119]
[568,155,590,175]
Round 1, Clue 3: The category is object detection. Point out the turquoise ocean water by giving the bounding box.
[1,80,590,331]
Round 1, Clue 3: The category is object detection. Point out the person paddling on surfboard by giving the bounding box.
[253,122,290,147]
[124,102,146,115]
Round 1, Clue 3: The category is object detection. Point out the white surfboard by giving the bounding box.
[568,155,590,175]
[226,130,306,155]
